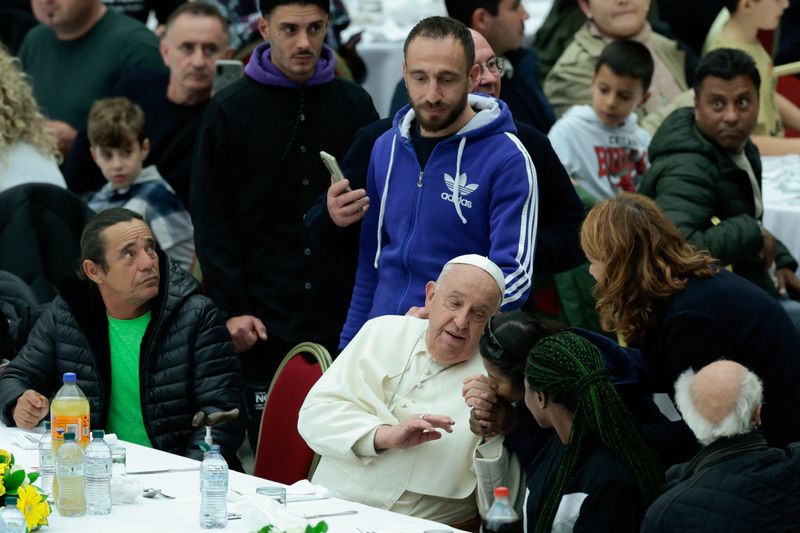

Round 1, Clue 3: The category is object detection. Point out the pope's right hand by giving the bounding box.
[13,389,49,428]
[374,414,454,450]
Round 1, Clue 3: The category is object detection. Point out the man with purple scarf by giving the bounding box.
[190,0,378,446]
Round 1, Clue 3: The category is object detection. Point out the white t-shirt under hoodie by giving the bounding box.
[548,104,651,201]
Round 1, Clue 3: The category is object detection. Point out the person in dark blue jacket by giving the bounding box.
[335,17,538,347]
[306,28,584,348]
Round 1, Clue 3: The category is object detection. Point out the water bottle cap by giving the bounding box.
[92,429,105,439]
[64,432,76,440]
[5,495,17,505]
[45,421,51,430]
[63,372,77,383]
[494,486,510,498]
[210,444,221,452]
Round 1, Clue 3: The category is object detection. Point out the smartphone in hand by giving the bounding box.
[212,59,244,96]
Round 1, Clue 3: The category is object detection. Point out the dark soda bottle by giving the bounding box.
[482,486,523,533]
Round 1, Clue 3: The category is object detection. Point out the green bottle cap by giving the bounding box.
[92,430,105,439]
[5,495,17,505]
[63,432,76,440]
[45,421,51,430]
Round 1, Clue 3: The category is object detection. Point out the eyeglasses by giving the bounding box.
[483,317,505,360]
[477,56,504,78]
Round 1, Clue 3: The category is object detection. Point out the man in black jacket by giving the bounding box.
[642,360,800,532]
[64,2,234,206]
[190,0,378,446]
[0,208,245,464]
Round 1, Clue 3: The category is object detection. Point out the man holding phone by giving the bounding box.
[316,24,584,348]
[190,0,378,447]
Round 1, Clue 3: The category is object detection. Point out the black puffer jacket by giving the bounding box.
[642,432,800,532]
[0,252,246,463]
[0,271,41,358]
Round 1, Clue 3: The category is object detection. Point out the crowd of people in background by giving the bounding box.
[1,0,800,531]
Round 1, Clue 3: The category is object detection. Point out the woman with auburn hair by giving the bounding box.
[0,46,65,192]
[580,192,800,452]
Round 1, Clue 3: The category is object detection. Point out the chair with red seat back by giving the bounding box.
[252,342,332,484]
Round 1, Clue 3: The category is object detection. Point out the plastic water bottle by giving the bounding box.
[0,495,26,533]
[85,430,112,515]
[199,444,228,529]
[56,432,86,517]
[51,372,91,450]
[482,486,522,533]
[39,420,55,504]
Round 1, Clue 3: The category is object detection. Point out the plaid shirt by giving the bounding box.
[89,165,195,271]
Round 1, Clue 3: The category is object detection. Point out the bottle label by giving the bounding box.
[52,414,90,444]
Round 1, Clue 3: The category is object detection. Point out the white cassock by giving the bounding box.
[298,315,484,523]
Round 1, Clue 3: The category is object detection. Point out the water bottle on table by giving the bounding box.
[85,430,112,515]
[56,432,86,517]
[38,420,55,503]
[0,495,26,533]
[482,486,522,533]
[199,444,228,529]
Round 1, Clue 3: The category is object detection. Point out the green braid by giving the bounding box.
[525,332,663,533]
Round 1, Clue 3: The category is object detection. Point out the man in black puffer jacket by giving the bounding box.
[0,208,245,465]
[642,360,800,532]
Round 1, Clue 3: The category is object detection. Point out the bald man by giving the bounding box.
[641,361,800,532]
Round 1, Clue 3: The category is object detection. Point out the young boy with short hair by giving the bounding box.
[706,0,800,155]
[87,97,195,271]
[548,39,653,202]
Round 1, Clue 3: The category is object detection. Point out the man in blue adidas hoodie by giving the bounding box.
[339,16,538,347]
[190,0,377,446]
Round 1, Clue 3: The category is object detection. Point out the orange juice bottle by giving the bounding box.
[51,372,90,451]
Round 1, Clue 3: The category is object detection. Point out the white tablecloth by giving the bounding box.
[1,426,465,533]
[762,154,800,271]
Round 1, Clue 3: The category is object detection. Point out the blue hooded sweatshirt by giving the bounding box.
[340,94,539,347]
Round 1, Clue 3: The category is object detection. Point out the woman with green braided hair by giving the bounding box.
[522,331,662,532]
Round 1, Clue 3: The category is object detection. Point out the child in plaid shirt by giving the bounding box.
[87,97,195,271]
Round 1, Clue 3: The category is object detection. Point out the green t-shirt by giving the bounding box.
[107,311,152,447]
[18,9,162,130]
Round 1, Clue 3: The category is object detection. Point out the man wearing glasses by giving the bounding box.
[445,0,555,133]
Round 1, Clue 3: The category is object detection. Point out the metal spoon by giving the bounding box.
[143,488,175,499]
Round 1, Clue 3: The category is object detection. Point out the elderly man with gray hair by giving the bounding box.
[641,360,800,532]
[298,254,505,529]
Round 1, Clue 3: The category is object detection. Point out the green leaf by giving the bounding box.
[306,521,329,533]
[28,471,40,484]
[6,469,26,491]
[257,526,276,533]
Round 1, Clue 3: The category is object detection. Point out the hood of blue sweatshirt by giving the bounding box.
[244,42,336,88]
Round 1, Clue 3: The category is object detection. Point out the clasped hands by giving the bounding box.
[462,374,519,440]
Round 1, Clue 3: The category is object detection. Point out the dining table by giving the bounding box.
[1,424,466,533]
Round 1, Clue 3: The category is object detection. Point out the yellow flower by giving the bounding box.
[0,448,11,469]
[0,473,5,498]
[17,484,50,531]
